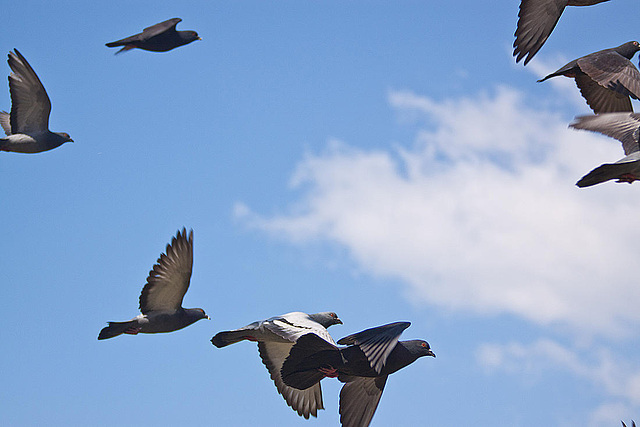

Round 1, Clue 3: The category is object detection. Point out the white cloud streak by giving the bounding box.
[477,339,640,425]
[235,85,640,337]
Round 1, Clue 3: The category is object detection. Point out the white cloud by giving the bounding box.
[477,339,640,425]
[236,85,640,337]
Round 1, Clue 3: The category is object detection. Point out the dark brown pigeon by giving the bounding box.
[0,49,72,153]
[98,229,209,340]
[105,18,200,54]
[570,112,640,187]
[514,0,611,65]
[282,322,435,427]
[211,311,342,419]
[537,41,640,114]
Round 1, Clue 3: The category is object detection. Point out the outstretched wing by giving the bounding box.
[337,322,411,374]
[570,113,640,155]
[339,375,388,427]
[7,49,51,134]
[142,18,182,37]
[139,228,193,314]
[578,52,640,101]
[574,73,632,114]
[258,341,325,419]
[513,0,568,65]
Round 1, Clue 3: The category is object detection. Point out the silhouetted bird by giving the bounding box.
[537,41,640,113]
[105,18,200,54]
[211,311,342,419]
[0,49,72,153]
[282,322,435,427]
[514,0,611,65]
[570,113,640,187]
[98,229,209,340]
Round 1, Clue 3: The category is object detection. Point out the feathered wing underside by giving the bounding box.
[258,341,324,419]
[139,228,193,314]
[263,312,337,344]
[578,53,640,100]
[570,113,640,155]
[576,156,640,187]
[337,322,410,374]
[7,49,51,134]
[339,376,388,427]
[513,0,568,65]
[574,73,632,114]
[0,111,11,135]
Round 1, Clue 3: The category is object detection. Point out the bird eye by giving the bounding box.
[421,342,427,348]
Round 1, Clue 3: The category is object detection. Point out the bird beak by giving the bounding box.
[206,315,211,320]
[336,319,343,324]
[197,37,202,41]
[427,350,436,358]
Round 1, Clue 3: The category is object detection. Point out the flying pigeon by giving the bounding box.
[0,49,72,153]
[622,422,636,427]
[537,41,640,114]
[570,112,640,187]
[211,311,342,419]
[513,0,611,66]
[98,228,209,340]
[105,18,201,54]
[281,321,435,427]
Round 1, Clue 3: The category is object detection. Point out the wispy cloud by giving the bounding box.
[236,85,640,337]
[477,339,640,425]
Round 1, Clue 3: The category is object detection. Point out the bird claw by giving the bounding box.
[616,174,637,184]
[318,366,338,378]
[124,327,141,335]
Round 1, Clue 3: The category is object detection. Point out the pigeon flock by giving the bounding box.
[2,3,639,426]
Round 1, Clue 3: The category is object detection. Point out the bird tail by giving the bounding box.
[210,329,254,348]
[98,320,138,340]
[105,42,136,55]
[281,334,340,390]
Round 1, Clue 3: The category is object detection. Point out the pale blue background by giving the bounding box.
[1,1,639,426]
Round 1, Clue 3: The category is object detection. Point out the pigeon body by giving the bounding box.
[211,311,342,419]
[282,322,435,427]
[570,112,640,187]
[514,0,610,65]
[98,229,208,340]
[105,18,200,54]
[0,49,72,153]
[537,41,640,113]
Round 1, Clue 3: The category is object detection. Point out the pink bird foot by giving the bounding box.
[318,366,338,378]
[617,174,638,184]
[124,327,141,335]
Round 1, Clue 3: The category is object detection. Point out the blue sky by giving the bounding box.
[2,1,640,426]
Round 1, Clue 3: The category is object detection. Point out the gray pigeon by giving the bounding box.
[622,422,637,427]
[281,322,435,427]
[211,311,342,419]
[98,228,209,340]
[570,112,640,187]
[538,41,640,113]
[514,0,611,65]
[105,18,200,54]
[0,49,72,153]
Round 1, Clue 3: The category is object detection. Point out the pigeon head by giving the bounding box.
[180,30,201,44]
[616,41,640,59]
[55,132,73,143]
[309,311,342,328]
[187,307,210,321]
[403,340,436,358]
